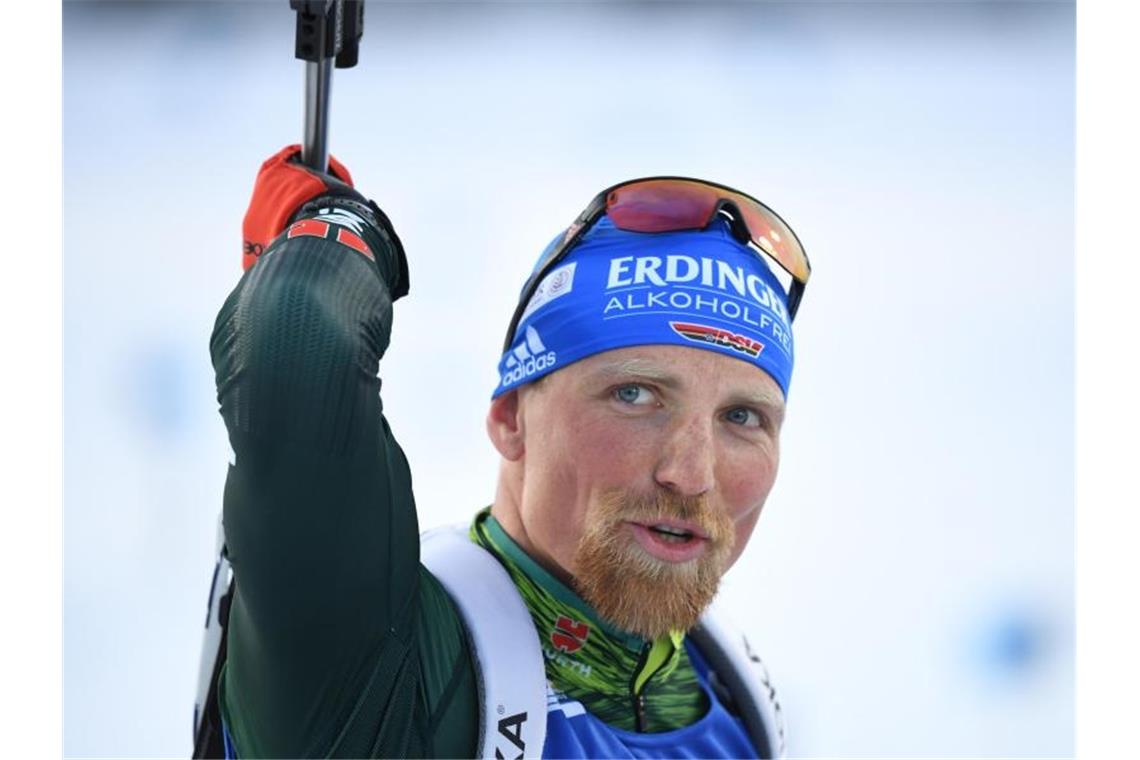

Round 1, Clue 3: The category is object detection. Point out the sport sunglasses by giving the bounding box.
[502,177,811,352]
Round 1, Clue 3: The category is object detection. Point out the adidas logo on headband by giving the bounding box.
[501,326,558,387]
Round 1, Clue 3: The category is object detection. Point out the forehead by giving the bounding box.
[560,345,786,407]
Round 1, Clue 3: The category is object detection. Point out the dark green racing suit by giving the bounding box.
[210,194,712,758]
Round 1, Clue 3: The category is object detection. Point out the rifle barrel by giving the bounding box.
[302,57,334,172]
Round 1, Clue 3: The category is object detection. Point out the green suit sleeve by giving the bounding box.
[209,209,477,758]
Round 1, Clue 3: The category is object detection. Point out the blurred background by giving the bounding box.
[63,0,1074,757]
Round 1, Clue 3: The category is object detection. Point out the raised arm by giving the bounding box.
[209,146,419,757]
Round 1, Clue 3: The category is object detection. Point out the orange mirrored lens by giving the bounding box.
[606,180,717,233]
[605,179,809,283]
[734,195,811,282]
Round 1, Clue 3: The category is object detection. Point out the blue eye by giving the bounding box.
[725,407,763,428]
[614,385,653,405]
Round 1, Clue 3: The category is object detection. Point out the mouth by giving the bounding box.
[626,519,710,563]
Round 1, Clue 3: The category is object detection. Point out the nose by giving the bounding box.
[653,414,716,497]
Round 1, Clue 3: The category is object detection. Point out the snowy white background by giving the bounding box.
[64,1,1074,757]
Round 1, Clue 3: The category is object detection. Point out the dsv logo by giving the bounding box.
[550,616,590,655]
[495,711,527,759]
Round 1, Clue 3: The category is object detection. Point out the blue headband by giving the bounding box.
[493,216,795,398]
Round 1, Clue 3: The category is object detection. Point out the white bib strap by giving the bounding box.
[193,511,234,757]
[693,598,787,758]
[421,525,548,759]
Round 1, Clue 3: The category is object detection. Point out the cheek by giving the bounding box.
[549,418,662,561]
[523,409,649,563]
[560,410,657,487]
[721,442,779,506]
[719,444,780,558]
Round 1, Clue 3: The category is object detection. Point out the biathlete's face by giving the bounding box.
[487,344,784,639]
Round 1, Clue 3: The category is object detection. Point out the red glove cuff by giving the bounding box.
[241,144,355,271]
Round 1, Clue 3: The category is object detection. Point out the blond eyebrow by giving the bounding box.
[729,385,785,408]
[590,358,682,388]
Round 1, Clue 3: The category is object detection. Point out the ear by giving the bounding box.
[486,389,526,461]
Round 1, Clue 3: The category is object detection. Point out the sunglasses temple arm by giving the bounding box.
[787,280,805,322]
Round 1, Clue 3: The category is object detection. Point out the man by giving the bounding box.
[200,145,809,758]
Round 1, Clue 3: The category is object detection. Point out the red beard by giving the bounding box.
[572,488,735,639]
